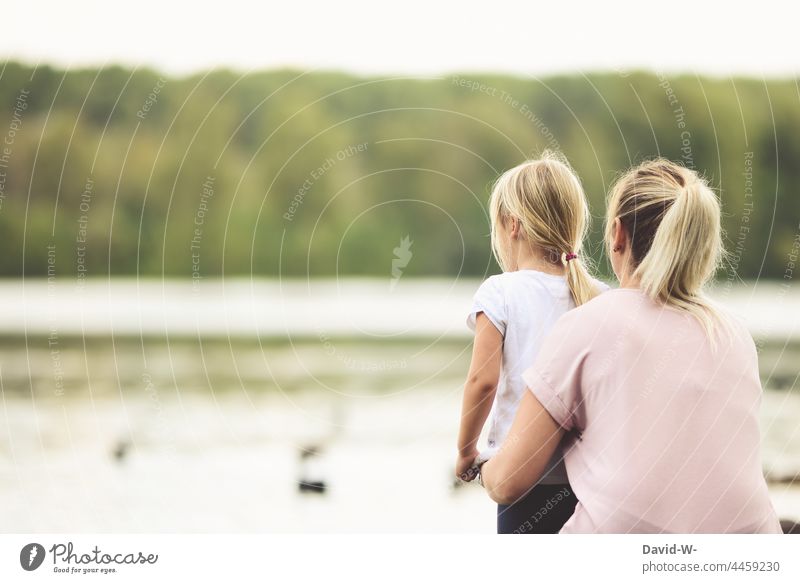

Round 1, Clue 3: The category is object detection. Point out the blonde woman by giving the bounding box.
[456,152,608,534]
[479,159,781,533]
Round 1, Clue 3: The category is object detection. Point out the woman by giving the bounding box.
[479,159,781,533]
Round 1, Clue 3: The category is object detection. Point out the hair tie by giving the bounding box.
[565,252,578,262]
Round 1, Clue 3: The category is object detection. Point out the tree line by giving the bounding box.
[0,61,797,281]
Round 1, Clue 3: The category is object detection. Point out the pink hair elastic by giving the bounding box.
[565,252,578,262]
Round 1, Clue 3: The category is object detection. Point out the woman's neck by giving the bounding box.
[617,267,641,289]
[618,279,641,289]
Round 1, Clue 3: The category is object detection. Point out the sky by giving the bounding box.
[2,0,799,78]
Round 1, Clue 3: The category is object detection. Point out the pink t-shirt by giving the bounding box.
[523,288,781,533]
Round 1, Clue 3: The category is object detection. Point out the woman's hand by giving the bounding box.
[455,449,479,481]
[480,391,564,503]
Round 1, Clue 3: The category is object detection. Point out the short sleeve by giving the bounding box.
[466,276,506,336]
[521,310,590,432]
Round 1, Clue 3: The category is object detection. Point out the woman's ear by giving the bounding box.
[612,217,626,252]
[509,217,521,240]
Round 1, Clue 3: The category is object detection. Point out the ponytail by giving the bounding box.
[565,252,599,307]
[607,160,725,336]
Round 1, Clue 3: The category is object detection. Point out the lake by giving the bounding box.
[0,279,798,532]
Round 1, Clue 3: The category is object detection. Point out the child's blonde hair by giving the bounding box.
[489,150,599,306]
[605,158,725,336]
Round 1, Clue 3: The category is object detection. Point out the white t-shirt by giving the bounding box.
[467,269,608,485]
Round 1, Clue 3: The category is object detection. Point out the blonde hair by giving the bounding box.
[605,159,725,335]
[489,150,599,306]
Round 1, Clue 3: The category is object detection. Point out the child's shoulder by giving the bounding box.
[477,271,543,294]
[481,271,516,287]
[480,273,613,297]
[472,273,508,302]
[476,270,522,288]
[480,271,574,306]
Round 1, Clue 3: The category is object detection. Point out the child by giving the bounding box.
[456,151,607,533]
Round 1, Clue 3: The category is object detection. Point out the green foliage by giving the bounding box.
[0,63,797,280]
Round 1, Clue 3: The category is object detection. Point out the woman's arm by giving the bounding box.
[455,313,502,479]
[480,390,564,504]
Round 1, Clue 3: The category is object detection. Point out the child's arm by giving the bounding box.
[456,312,503,480]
